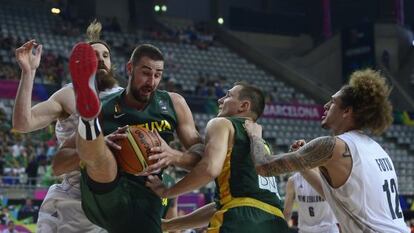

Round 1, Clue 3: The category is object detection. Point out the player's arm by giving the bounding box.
[287,140,326,197]
[147,117,231,198]
[299,169,325,197]
[13,86,67,132]
[164,198,178,219]
[13,40,65,132]
[148,93,204,171]
[298,139,350,196]
[170,93,204,169]
[162,203,216,232]
[169,93,202,149]
[283,177,296,220]
[244,121,338,176]
[163,198,179,233]
[252,135,338,176]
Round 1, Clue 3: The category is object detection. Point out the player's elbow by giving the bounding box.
[204,164,221,180]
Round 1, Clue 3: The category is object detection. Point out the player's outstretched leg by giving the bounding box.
[69,42,100,120]
[70,42,117,184]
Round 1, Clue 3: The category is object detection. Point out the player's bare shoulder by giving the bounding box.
[167,92,187,108]
[206,117,234,135]
[207,117,231,127]
[167,91,192,120]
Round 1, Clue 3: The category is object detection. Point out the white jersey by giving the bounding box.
[55,84,123,146]
[55,113,79,146]
[291,173,339,233]
[37,85,123,233]
[320,131,410,233]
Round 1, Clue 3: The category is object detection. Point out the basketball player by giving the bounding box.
[146,82,290,233]
[70,43,202,233]
[12,21,122,232]
[244,69,410,233]
[284,172,339,233]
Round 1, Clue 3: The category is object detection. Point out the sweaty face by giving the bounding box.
[217,85,243,117]
[128,56,164,104]
[321,90,344,129]
[91,43,117,91]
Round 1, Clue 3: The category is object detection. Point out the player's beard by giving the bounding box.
[130,73,156,104]
[96,62,117,91]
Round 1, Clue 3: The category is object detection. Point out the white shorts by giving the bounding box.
[36,171,106,233]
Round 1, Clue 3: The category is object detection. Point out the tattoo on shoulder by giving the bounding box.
[342,143,351,157]
[300,136,336,167]
[255,136,336,176]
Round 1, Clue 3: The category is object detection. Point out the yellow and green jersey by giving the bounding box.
[214,117,283,211]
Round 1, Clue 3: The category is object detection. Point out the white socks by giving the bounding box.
[78,117,101,140]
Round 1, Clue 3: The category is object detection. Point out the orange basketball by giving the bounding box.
[113,126,161,174]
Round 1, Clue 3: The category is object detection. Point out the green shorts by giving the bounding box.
[80,170,162,233]
[208,206,290,233]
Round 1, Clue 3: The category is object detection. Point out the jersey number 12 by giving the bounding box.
[382,178,403,219]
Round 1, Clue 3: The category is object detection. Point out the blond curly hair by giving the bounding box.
[86,19,102,42]
[340,69,393,135]
[85,19,111,53]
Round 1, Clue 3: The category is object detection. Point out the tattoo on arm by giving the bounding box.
[251,136,336,176]
[250,136,272,165]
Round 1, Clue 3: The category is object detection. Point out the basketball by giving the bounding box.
[113,126,161,174]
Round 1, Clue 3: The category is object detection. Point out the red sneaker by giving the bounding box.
[69,42,100,120]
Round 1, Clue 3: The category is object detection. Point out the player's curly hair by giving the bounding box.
[340,69,393,135]
[86,19,111,53]
[86,19,102,42]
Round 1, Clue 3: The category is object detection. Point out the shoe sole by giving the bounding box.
[69,42,100,119]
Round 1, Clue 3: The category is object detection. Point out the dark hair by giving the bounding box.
[234,81,265,120]
[340,69,393,135]
[129,44,164,66]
